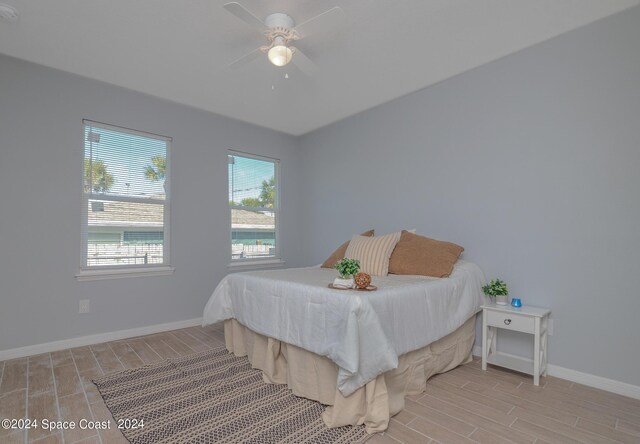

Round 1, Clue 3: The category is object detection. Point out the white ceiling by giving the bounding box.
[0,0,637,135]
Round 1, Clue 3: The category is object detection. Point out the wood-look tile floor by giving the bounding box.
[0,324,638,444]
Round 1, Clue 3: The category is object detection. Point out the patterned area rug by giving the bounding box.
[93,346,370,444]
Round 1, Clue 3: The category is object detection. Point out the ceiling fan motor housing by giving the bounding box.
[263,12,298,50]
[265,12,294,30]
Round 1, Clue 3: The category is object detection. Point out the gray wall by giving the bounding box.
[299,8,640,386]
[0,55,304,351]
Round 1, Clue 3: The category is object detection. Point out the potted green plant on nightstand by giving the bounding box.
[333,258,360,289]
[482,279,509,305]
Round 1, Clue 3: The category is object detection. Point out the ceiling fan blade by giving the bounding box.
[294,7,344,40]
[291,48,317,76]
[223,2,265,31]
[228,48,263,70]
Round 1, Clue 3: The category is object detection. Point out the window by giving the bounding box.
[79,120,171,277]
[228,152,280,263]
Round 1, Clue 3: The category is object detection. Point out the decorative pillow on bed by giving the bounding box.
[321,229,374,268]
[388,230,464,277]
[344,231,401,276]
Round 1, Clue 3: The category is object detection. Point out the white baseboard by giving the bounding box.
[545,364,640,400]
[0,317,203,361]
[472,346,640,400]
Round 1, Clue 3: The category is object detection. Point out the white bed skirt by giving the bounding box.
[223,315,477,433]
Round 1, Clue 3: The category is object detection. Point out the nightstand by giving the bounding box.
[481,303,551,386]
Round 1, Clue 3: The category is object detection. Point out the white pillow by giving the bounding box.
[344,231,401,276]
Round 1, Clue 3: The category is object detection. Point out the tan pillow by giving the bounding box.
[344,231,401,276]
[321,229,374,268]
[388,230,464,277]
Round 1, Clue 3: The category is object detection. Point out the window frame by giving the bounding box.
[76,120,174,281]
[228,150,283,269]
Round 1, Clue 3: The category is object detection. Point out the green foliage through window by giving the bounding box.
[144,156,166,182]
[84,159,114,193]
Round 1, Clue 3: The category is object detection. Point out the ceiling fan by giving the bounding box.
[223,2,344,76]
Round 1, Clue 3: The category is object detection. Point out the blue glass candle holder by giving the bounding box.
[511,298,522,308]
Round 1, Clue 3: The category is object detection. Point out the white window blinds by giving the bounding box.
[228,152,279,261]
[82,120,170,268]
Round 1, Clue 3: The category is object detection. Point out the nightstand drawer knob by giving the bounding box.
[504,319,512,325]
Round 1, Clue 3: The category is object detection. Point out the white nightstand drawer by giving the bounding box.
[482,303,551,386]
[486,310,534,333]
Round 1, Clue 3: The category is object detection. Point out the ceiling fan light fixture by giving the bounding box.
[268,44,293,67]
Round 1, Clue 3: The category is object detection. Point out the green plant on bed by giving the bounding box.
[334,258,360,279]
[482,279,509,297]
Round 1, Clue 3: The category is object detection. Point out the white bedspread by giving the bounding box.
[203,260,485,396]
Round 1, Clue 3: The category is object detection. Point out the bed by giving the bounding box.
[203,260,485,433]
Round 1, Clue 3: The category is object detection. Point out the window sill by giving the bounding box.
[76,266,175,282]
[227,259,285,271]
